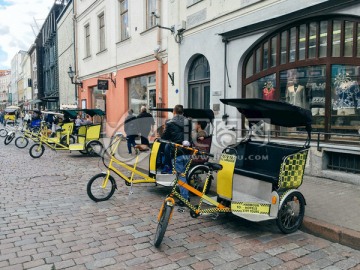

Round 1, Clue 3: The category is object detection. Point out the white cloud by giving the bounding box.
[0,0,55,69]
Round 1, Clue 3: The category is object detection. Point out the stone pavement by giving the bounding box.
[299,176,360,251]
[0,138,360,269]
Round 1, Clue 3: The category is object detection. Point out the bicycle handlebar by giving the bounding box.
[157,138,214,158]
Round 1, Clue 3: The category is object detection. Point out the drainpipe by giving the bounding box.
[222,37,230,121]
[72,0,78,107]
[156,0,162,104]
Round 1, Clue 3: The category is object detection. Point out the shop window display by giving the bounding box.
[331,65,360,134]
[243,17,360,141]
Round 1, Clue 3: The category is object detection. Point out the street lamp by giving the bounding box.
[67,65,83,88]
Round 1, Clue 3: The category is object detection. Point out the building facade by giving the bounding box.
[0,70,11,109]
[10,51,27,106]
[57,0,77,108]
[20,54,33,110]
[75,0,170,135]
[171,0,360,183]
[39,2,65,110]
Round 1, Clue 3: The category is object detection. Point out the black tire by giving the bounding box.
[86,141,103,156]
[79,150,88,155]
[87,173,116,202]
[4,132,15,145]
[60,135,76,146]
[276,191,305,234]
[15,136,29,148]
[29,144,45,158]
[154,204,172,248]
[187,165,212,195]
[0,129,7,137]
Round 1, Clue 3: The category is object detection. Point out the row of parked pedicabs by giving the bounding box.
[1,99,313,247]
[0,108,105,158]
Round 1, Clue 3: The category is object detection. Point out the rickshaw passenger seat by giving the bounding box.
[233,141,303,185]
[204,162,223,171]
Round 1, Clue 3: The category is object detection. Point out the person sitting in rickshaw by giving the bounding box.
[161,104,187,174]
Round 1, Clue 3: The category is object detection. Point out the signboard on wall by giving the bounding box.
[97,80,109,90]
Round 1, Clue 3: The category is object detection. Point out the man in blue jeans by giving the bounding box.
[161,105,186,173]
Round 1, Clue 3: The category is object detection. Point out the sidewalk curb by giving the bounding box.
[302,216,360,251]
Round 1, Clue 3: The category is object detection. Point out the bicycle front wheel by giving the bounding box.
[15,136,29,148]
[4,132,15,145]
[29,143,45,158]
[0,129,7,137]
[87,173,116,202]
[154,203,173,248]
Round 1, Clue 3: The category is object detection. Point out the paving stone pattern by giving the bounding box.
[0,140,360,270]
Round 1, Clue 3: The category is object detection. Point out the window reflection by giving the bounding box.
[319,21,328,58]
[332,21,341,57]
[245,74,276,100]
[331,65,360,135]
[344,21,354,57]
[308,23,317,58]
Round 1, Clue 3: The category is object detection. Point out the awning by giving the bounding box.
[30,99,42,104]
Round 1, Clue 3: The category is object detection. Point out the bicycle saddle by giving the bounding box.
[204,162,223,171]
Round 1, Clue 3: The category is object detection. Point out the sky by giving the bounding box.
[0,0,55,69]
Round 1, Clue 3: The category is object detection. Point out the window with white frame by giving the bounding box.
[146,0,156,29]
[120,0,129,40]
[85,24,91,57]
[99,13,105,51]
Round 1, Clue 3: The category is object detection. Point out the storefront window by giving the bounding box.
[299,24,306,60]
[344,21,354,57]
[245,74,276,100]
[255,48,261,73]
[270,37,277,67]
[358,23,360,57]
[280,31,287,64]
[128,73,156,114]
[308,23,317,59]
[263,41,269,70]
[331,65,360,135]
[332,20,341,57]
[319,21,328,58]
[246,55,253,78]
[289,27,296,62]
[243,17,360,142]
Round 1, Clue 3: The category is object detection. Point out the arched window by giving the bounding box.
[188,55,210,109]
[242,16,360,141]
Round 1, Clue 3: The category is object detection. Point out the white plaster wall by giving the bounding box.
[58,2,76,106]
[22,55,32,101]
[76,0,170,79]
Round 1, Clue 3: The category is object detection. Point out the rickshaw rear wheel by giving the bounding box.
[0,129,7,137]
[15,136,29,148]
[60,135,76,146]
[276,191,305,234]
[86,141,104,156]
[29,144,45,158]
[187,165,212,195]
[87,173,116,202]
[154,204,172,248]
[4,132,15,145]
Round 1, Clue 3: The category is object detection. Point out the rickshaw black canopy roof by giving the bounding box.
[61,109,106,118]
[220,98,312,128]
[150,108,214,122]
[4,108,17,113]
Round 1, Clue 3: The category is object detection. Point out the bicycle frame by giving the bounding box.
[101,135,156,188]
[168,170,231,216]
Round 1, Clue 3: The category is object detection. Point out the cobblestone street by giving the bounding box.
[1,141,360,270]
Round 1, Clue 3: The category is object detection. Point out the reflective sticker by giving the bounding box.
[231,202,270,214]
[149,141,161,173]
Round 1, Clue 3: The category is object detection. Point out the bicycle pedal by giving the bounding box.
[209,213,219,220]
